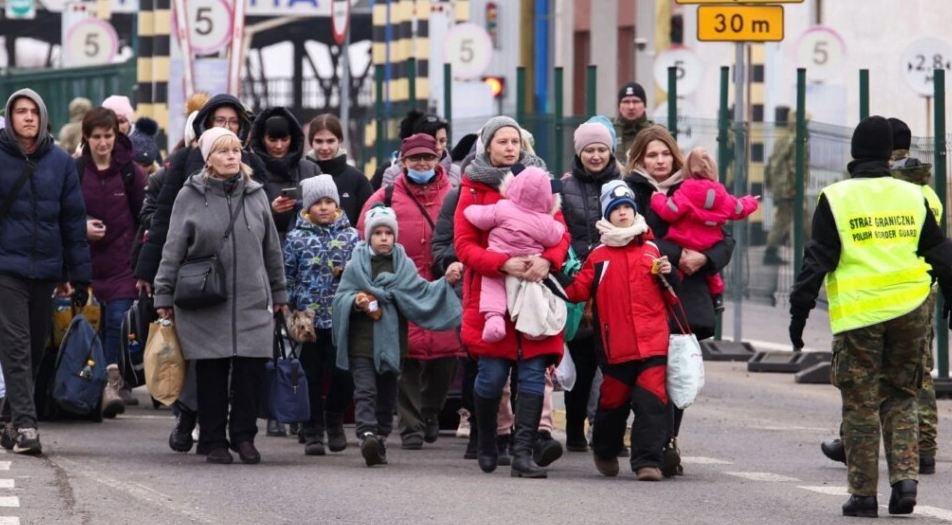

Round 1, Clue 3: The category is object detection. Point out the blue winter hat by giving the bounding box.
[600,180,637,219]
[586,115,618,154]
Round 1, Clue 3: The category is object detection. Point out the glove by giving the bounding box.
[71,283,89,309]
[789,316,806,350]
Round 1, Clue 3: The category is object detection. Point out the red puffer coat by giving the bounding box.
[454,176,569,361]
[564,234,674,364]
[358,166,462,360]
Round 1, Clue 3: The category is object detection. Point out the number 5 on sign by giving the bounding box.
[697,5,784,42]
[795,26,847,83]
[443,23,493,80]
[65,18,118,66]
[185,0,232,55]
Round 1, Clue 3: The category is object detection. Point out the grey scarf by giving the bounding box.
[465,151,547,188]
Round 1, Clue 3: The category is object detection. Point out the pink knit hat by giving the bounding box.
[573,122,613,156]
[101,95,135,126]
[198,127,238,163]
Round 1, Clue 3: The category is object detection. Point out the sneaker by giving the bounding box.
[169,410,196,453]
[102,367,126,418]
[233,441,261,464]
[360,433,383,467]
[401,433,424,450]
[266,419,287,437]
[456,409,471,439]
[636,466,663,481]
[423,417,440,443]
[13,428,42,456]
[304,438,326,456]
[118,387,139,406]
[205,447,234,464]
[661,438,683,477]
[0,423,15,451]
[593,453,619,477]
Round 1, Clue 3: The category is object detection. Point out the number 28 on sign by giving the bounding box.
[697,5,784,42]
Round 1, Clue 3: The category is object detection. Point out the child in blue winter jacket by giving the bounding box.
[283,175,359,457]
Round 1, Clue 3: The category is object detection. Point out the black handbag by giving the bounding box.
[173,194,245,309]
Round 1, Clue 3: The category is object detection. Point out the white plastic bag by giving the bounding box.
[553,345,577,392]
[666,333,705,409]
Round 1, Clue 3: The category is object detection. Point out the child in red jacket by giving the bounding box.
[649,147,758,311]
[564,180,676,481]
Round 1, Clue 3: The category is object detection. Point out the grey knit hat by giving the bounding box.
[301,174,339,211]
[364,204,399,242]
[480,115,521,151]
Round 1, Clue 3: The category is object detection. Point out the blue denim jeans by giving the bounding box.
[474,356,547,399]
[100,298,134,366]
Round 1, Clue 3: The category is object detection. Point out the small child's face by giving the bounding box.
[308,197,339,225]
[609,203,635,228]
[369,226,394,254]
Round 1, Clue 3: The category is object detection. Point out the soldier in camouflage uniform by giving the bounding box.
[820,117,941,474]
[763,108,809,265]
[789,116,952,518]
[613,82,654,165]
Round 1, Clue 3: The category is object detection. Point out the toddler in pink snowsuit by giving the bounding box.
[463,166,566,342]
[649,147,759,311]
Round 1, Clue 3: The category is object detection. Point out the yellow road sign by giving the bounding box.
[677,0,801,4]
[697,5,784,42]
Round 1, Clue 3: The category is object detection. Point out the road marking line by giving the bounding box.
[915,506,952,522]
[0,480,14,489]
[797,485,850,496]
[743,338,826,353]
[682,456,732,465]
[0,498,19,508]
[0,463,10,472]
[750,425,829,432]
[0,517,19,524]
[725,471,800,482]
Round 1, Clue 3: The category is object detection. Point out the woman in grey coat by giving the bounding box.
[154,128,289,465]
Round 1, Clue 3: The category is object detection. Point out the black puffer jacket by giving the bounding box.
[560,156,621,261]
[134,94,268,282]
[249,107,321,238]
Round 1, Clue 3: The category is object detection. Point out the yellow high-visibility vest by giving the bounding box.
[823,177,932,334]
[923,185,943,223]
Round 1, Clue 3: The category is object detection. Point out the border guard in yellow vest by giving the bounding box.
[789,116,952,518]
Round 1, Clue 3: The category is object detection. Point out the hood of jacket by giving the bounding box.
[249,107,306,178]
[501,168,557,214]
[183,171,265,199]
[192,93,253,141]
[2,88,53,157]
[293,207,352,233]
[891,156,932,185]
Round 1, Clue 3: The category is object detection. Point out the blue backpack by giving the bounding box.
[53,314,107,415]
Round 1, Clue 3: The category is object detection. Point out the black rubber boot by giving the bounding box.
[888,479,917,515]
[511,394,547,479]
[842,495,878,518]
[474,395,500,473]
[464,416,478,460]
[821,438,846,464]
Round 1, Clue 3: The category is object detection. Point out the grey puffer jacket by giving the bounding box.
[560,156,621,261]
[153,172,288,360]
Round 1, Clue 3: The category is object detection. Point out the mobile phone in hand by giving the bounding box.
[280,186,301,200]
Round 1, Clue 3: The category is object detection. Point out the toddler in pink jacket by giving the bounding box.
[649,147,759,311]
[464,166,566,342]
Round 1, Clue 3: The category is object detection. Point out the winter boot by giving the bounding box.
[474,395,500,473]
[661,438,683,477]
[496,434,512,466]
[325,412,348,452]
[169,407,197,453]
[820,438,846,464]
[102,366,126,418]
[533,431,564,467]
[510,394,547,479]
[888,480,917,515]
[464,416,478,460]
[842,495,878,518]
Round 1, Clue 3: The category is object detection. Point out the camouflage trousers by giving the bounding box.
[831,297,931,496]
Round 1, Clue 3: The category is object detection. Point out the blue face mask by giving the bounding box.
[406,168,436,184]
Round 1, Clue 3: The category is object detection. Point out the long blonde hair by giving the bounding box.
[203,134,252,179]
[625,125,684,176]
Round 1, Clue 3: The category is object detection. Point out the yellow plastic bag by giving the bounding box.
[143,319,185,406]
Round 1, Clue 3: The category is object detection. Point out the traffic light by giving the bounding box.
[483,76,505,98]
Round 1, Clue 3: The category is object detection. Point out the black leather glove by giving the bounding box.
[789,316,806,350]
[71,283,89,309]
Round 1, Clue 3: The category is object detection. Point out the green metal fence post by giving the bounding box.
[444,63,452,144]
[375,64,386,168]
[793,68,807,287]
[715,65,729,340]
[516,66,526,123]
[668,66,678,140]
[859,69,869,121]
[586,65,597,117]
[408,57,417,109]
[554,66,565,177]
[934,68,949,380]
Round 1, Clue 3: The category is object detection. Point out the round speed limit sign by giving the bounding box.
[443,23,493,80]
[795,26,847,83]
[65,18,118,67]
[186,0,232,55]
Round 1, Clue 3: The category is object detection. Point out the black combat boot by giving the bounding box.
[842,495,878,518]
[511,394,547,479]
[474,395,500,473]
[888,479,917,515]
[820,438,846,464]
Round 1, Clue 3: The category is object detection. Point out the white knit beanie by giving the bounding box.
[301,174,339,211]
